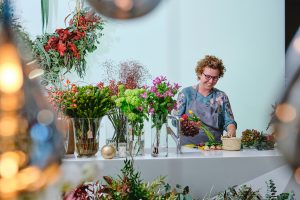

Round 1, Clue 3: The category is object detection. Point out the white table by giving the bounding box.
[62,148,291,198]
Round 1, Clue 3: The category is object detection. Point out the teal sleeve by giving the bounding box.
[222,94,237,131]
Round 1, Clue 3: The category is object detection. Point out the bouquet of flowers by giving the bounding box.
[48,81,114,156]
[33,8,104,86]
[145,76,181,131]
[180,110,214,141]
[115,86,148,131]
[115,85,149,156]
[241,129,275,150]
[145,76,180,156]
[99,60,151,148]
[48,81,114,118]
[241,129,261,148]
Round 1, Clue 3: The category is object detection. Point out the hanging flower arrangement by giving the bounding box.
[33,8,104,86]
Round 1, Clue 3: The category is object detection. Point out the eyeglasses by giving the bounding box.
[202,73,220,81]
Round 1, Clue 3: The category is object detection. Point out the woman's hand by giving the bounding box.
[227,124,236,137]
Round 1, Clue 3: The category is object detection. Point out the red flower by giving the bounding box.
[57,41,67,56]
[182,114,188,120]
[68,42,80,59]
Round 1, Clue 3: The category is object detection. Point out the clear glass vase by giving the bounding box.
[151,115,168,157]
[72,118,102,157]
[127,122,145,157]
[57,118,75,154]
[106,108,127,152]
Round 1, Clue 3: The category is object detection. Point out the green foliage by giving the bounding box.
[216,180,295,200]
[98,159,192,200]
[241,129,261,148]
[66,85,113,118]
[216,185,262,200]
[32,8,104,86]
[241,129,275,150]
[49,83,114,118]
[115,86,149,136]
[254,132,275,151]
[265,179,277,200]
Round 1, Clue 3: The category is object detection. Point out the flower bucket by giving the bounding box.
[72,118,102,157]
[127,122,145,157]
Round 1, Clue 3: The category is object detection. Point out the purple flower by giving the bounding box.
[164,90,173,97]
[148,108,154,114]
[174,83,181,90]
[150,86,157,93]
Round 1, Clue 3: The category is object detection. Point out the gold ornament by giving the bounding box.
[101,144,116,159]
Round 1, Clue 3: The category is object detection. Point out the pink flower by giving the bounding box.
[148,108,154,114]
[140,92,147,99]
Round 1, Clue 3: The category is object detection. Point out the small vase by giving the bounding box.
[127,122,145,157]
[151,116,168,157]
[72,118,102,157]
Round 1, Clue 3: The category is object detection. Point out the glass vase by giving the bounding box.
[151,116,168,157]
[127,122,145,157]
[57,118,75,154]
[72,118,102,157]
[106,108,127,152]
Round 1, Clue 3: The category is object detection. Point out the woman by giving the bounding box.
[174,55,237,145]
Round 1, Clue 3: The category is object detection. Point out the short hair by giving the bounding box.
[195,55,226,79]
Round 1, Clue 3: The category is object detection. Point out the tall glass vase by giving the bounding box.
[107,108,127,156]
[57,118,74,154]
[127,122,145,157]
[151,115,168,157]
[72,118,102,157]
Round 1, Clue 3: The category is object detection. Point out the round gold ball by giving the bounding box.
[101,144,116,159]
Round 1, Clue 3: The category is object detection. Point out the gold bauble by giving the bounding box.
[101,144,116,159]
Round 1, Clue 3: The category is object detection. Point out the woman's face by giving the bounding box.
[199,67,220,90]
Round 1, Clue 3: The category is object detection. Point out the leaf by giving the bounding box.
[41,0,49,33]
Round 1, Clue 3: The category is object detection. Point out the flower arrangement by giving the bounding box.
[48,81,114,156]
[145,76,181,131]
[145,76,180,156]
[63,159,193,200]
[241,129,275,150]
[33,8,104,86]
[216,179,295,200]
[241,129,261,148]
[115,86,148,131]
[48,81,114,118]
[115,85,149,156]
[180,110,214,138]
[180,110,222,150]
[99,60,151,149]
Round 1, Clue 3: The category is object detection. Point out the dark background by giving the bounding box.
[285,0,300,51]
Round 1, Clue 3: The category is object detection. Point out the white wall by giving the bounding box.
[14,0,285,147]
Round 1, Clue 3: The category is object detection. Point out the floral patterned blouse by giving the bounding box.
[173,85,237,131]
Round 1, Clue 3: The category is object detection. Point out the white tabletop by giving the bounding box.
[62,148,288,198]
